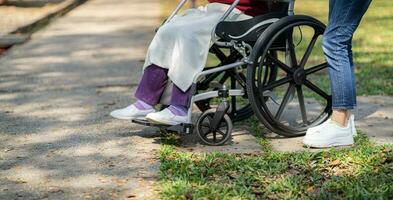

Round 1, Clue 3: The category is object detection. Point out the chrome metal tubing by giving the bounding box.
[165,0,188,24]
[192,61,245,84]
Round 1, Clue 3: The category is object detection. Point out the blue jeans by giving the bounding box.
[323,0,372,109]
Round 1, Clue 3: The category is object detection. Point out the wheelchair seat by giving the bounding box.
[215,12,287,43]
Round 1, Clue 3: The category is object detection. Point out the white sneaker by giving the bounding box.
[145,108,188,125]
[303,120,354,148]
[308,114,357,136]
[110,104,155,120]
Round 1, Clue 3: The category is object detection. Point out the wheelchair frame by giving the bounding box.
[133,0,332,145]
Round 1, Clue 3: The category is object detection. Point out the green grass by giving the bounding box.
[159,118,393,199]
[158,1,393,199]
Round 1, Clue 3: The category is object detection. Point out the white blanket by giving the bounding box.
[143,3,251,92]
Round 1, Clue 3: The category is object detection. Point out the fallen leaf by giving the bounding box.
[306,186,314,193]
[185,191,193,200]
[329,159,341,166]
[227,171,239,179]
[15,180,27,184]
[49,188,63,193]
[251,188,264,195]
[126,194,136,198]
[4,147,14,152]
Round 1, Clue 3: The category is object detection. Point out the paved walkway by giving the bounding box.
[0,0,162,199]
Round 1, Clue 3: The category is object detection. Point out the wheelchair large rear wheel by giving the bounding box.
[247,15,332,137]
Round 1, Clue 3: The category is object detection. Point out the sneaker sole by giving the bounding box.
[110,113,146,120]
[303,134,354,148]
[145,116,185,126]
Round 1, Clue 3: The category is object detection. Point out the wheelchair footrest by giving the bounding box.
[132,119,194,134]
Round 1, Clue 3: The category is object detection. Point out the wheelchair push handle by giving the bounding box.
[165,0,188,24]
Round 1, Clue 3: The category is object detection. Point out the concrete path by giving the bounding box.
[0,0,162,199]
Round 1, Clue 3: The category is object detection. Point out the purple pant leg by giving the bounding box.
[171,85,193,108]
[135,64,193,108]
[134,64,168,106]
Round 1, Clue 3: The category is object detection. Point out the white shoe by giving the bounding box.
[308,114,357,136]
[110,104,155,120]
[145,108,188,125]
[303,120,354,148]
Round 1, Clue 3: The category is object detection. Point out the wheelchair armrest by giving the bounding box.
[211,0,242,43]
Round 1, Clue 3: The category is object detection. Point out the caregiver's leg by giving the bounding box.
[323,0,371,126]
[303,0,371,147]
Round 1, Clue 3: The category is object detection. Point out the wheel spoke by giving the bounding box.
[219,72,230,84]
[299,33,318,68]
[304,79,330,99]
[275,84,296,120]
[257,60,267,89]
[203,131,212,137]
[201,71,224,87]
[213,132,217,142]
[262,76,293,91]
[305,62,328,75]
[210,45,228,62]
[234,72,247,89]
[201,123,211,129]
[231,76,237,113]
[296,86,308,125]
[268,54,293,73]
[261,62,270,86]
[286,36,298,67]
[217,130,226,136]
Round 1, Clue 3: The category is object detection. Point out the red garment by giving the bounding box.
[208,0,269,16]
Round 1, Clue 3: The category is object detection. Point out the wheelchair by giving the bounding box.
[133,0,332,146]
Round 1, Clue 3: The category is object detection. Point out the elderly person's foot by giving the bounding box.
[110,100,155,120]
[146,105,188,125]
[303,118,354,148]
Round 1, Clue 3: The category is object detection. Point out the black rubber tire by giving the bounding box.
[196,109,233,146]
[247,15,332,137]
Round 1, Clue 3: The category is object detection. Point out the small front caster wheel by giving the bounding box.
[196,109,233,146]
